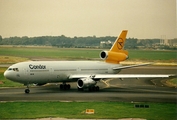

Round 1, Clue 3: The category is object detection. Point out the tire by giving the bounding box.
[95,86,99,91]
[25,89,30,94]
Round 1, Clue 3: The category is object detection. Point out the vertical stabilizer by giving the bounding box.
[110,30,128,52]
[100,30,128,64]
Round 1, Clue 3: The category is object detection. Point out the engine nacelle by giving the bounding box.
[77,77,97,89]
[100,50,128,64]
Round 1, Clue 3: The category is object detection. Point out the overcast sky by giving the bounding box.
[0,0,176,39]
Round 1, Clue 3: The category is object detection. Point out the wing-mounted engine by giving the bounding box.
[77,77,97,89]
[100,50,128,64]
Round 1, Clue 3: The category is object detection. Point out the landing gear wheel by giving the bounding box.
[25,89,30,94]
[24,84,30,94]
[60,84,64,90]
[60,84,71,90]
[66,84,71,90]
[95,86,99,91]
[88,86,99,92]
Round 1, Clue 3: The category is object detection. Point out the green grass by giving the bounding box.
[0,47,176,119]
[0,56,29,64]
[0,102,176,119]
[166,78,177,87]
[0,47,100,60]
[0,47,176,63]
[128,49,177,61]
[170,78,177,84]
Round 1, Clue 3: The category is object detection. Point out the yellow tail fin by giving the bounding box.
[110,30,128,52]
[100,30,128,64]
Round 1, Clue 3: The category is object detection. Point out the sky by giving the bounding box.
[0,0,176,39]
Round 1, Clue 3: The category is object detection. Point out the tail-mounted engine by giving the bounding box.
[100,50,128,64]
[99,30,129,64]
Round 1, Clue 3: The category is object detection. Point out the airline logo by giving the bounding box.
[117,38,123,50]
[29,64,46,69]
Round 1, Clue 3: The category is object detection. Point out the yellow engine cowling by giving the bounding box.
[100,50,128,64]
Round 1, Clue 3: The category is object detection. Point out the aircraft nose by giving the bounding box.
[4,70,10,79]
[4,71,8,78]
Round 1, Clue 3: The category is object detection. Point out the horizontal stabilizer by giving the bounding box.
[113,63,152,70]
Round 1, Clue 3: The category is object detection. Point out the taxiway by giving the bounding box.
[0,66,176,103]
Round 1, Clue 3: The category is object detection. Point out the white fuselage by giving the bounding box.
[4,61,121,84]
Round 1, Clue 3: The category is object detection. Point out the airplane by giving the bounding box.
[4,30,172,93]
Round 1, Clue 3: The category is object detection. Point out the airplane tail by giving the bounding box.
[100,30,128,64]
[110,30,128,52]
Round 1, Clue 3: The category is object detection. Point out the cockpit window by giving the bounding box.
[13,68,18,72]
[8,68,13,71]
[8,68,19,72]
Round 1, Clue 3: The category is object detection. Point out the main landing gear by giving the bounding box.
[78,86,100,92]
[60,83,71,90]
[88,86,99,92]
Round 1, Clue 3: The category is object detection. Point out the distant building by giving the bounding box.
[100,40,113,48]
[160,39,168,45]
[168,39,177,46]
[160,39,177,46]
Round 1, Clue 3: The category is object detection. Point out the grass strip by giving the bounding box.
[0,47,176,62]
[166,78,177,87]
[0,56,29,64]
[0,101,176,119]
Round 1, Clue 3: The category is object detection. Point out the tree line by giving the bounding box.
[0,35,175,49]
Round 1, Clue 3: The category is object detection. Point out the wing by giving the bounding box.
[69,74,175,80]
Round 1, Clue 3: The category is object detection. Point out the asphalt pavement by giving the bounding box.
[0,66,176,103]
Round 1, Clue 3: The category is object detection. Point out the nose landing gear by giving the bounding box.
[25,88,30,94]
[25,84,30,94]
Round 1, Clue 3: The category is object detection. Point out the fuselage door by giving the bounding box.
[23,68,29,80]
[49,68,53,75]
[49,67,55,81]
